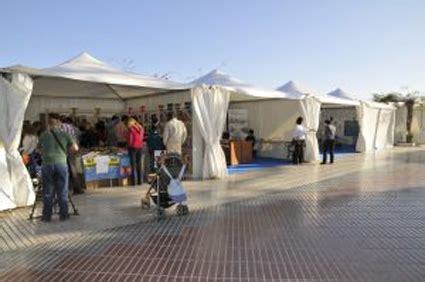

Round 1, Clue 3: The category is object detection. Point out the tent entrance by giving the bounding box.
[318,106,359,153]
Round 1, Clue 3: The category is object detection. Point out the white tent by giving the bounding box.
[328,88,357,101]
[5,52,188,99]
[3,54,301,206]
[325,88,396,153]
[0,53,194,211]
[191,70,304,101]
[276,82,396,157]
[0,73,34,211]
[5,53,192,121]
[190,70,307,160]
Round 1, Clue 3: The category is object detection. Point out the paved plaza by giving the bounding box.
[2,147,425,281]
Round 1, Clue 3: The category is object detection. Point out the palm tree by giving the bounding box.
[373,91,418,143]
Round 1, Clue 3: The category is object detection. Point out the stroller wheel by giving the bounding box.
[176,205,183,216]
[177,204,189,216]
[141,198,150,209]
[182,205,189,216]
[157,207,166,220]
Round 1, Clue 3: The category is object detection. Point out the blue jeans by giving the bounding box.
[129,148,145,185]
[42,163,69,219]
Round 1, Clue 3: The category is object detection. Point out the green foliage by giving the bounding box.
[373,92,403,103]
[373,90,421,143]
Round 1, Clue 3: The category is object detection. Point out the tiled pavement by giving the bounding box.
[2,148,425,281]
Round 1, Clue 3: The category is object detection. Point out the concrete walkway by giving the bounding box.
[1,147,425,281]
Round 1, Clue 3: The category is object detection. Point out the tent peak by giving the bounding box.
[327,88,357,101]
[58,52,108,68]
[191,69,244,86]
[277,80,316,96]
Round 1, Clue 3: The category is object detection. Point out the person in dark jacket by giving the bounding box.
[321,119,336,164]
[245,129,257,159]
[147,114,164,171]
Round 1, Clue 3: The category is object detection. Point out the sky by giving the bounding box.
[1,0,425,99]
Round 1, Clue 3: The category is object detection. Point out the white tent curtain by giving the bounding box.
[300,95,321,162]
[191,85,230,179]
[356,102,380,152]
[356,102,395,153]
[394,104,407,143]
[0,73,35,211]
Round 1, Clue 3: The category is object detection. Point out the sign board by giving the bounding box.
[344,120,360,137]
[228,109,249,140]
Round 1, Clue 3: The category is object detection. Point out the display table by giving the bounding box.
[222,140,253,165]
[76,148,132,189]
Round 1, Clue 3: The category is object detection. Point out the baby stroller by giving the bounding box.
[141,153,189,219]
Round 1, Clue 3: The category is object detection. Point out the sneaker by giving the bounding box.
[59,214,70,221]
[41,217,51,222]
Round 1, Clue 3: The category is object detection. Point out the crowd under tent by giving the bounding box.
[128,69,305,178]
[0,54,306,211]
[1,53,234,211]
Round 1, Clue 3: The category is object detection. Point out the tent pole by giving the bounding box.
[105,84,125,102]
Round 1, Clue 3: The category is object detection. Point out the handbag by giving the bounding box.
[161,164,187,203]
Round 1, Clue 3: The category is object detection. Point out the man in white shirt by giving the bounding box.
[292,116,306,165]
[163,112,187,155]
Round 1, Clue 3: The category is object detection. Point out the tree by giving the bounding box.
[373,91,419,143]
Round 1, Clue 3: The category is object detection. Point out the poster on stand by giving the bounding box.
[228,109,249,140]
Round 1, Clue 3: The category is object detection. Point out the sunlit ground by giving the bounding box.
[2,147,425,280]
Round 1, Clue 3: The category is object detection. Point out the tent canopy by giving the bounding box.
[277,81,359,107]
[191,70,303,101]
[1,52,189,100]
[327,88,357,101]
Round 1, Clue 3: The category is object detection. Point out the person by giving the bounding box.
[245,129,257,159]
[95,120,108,146]
[61,117,80,144]
[38,113,79,222]
[60,117,84,194]
[321,119,336,164]
[115,115,129,148]
[32,121,44,136]
[222,132,230,141]
[163,112,187,155]
[79,121,98,148]
[292,116,306,165]
[147,114,165,171]
[21,125,39,176]
[107,115,119,147]
[127,117,145,185]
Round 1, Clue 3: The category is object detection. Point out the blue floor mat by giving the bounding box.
[227,158,290,175]
[319,146,357,161]
[228,147,357,175]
